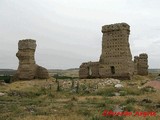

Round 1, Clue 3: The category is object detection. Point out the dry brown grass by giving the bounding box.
[0,75,160,120]
[16,115,85,120]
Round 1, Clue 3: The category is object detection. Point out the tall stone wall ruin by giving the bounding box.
[79,23,137,80]
[14,39,49,80]
[134,53,148,75]
[99,23,134,79]
[133,56,139,75]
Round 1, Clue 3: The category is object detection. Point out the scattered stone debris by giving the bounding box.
[155,77,160,81]
[114,92,120,96]
[140,80,148,85]
[155,104,160,108]
[141,86,156,92]
[127,82,137,86]
[119,91,127,96]
[58,78,121,90]
[0,82,8,86]
[56,78,122,93]
[0,92,5,96]
[53,109,57,112]
[25,105,36,113]
[113,105,123,112]
[115,84,124,88]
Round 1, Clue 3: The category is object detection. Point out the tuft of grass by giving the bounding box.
[63,102,74,110]
[95,87,116,97]
[90,116,106,120]
[125,98,136,104]
[140,86,156,92]
[121,87,142,95]
[78,109,92,117]
[8,90,40,98]
[119,91,127,96]
[123,104,135,112]
[97,102,106,107]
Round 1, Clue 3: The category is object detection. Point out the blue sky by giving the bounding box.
[0,0,160,69]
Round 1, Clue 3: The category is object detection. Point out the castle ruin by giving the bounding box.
[79,62,99,78]
[134,53,148,75]
[79,23,148,79]
[14,39,49,80]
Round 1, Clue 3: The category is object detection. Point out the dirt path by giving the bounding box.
[144,80,160,90]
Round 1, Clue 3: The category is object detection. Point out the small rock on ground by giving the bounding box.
[0,92,5,96]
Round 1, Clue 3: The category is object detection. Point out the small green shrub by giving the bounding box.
[97,102,106,107]
[121,87,142,95]
[141,86,156,92]
[63,102,74,110]
[119,91,127,96]
[95,87,116,97]
[48,92,55,98]
[105,99,115,104]
[92,115,124,120]
[78,109,91,116]
[0,75,11,83]
[126,98,136,104]
[123,104,135,111]
[91,116,106,120]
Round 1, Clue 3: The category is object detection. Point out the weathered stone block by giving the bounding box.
[14,39,49,80]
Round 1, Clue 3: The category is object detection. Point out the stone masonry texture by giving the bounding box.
[99,23,134,79]
[134,53,148,75]
[14,39,49,80]
[79,23,148,79]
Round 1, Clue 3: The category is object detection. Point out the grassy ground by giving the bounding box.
[0,74,160,120]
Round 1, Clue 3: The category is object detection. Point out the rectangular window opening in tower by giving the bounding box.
[110,66,115,74]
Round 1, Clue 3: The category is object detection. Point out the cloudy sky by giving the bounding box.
[0,0,160,69]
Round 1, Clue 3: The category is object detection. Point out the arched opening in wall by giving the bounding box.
[110,66,115,74]
[88,67,92,76]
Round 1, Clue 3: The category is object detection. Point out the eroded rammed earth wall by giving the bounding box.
[14,39,49,80]
[79,23,148,79]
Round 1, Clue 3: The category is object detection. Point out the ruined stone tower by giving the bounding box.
[79,23,149,79]
[14,39,49,80]
[79,23,134,79]
[134,53,148,75]
[134,56,139,75]
[99,23,134,79]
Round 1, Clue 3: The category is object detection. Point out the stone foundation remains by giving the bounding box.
[79,62,99,78]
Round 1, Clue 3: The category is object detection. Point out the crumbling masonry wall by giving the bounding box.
[134,53,148,75]
[134,56,139,75]
[79,62,99,78]
[99,23,134,79]
[79,23,134,79]
[14,39,49,80]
